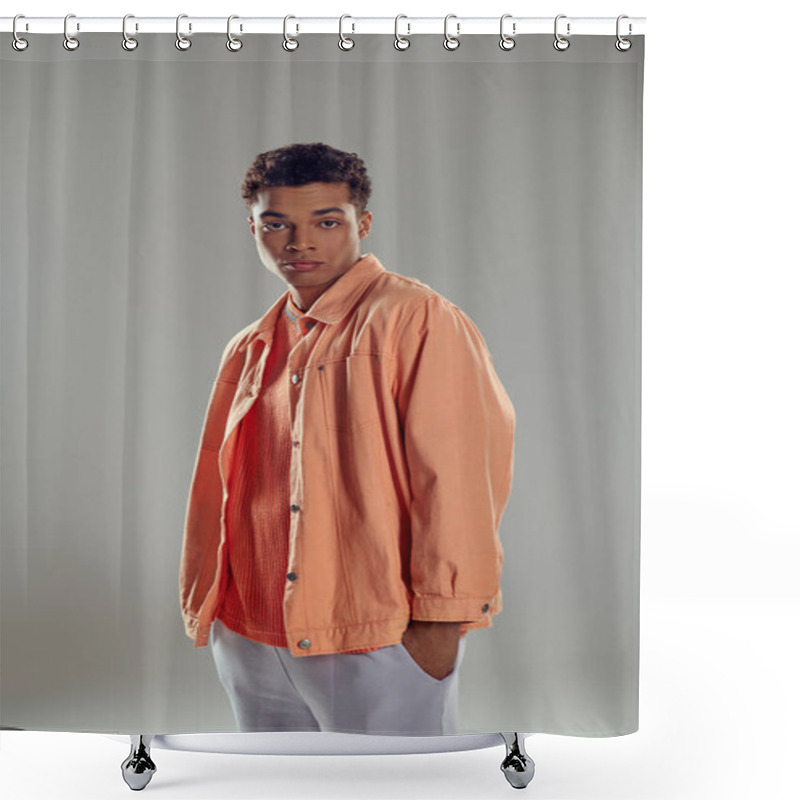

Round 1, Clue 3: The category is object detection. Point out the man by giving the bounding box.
[179,142,515,736]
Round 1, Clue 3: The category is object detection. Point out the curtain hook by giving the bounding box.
[394,14,410,50]
[499,14,516,51]
[553,14,570,51]
[63,13,80,51]
[122,14,138,51]
[283,15,299,51]
[227,15,243,51]
[443,14,460,51]
[175,14,191,50]
[615,14,632,51]
[339,14,355,51]
[12,14,29,52]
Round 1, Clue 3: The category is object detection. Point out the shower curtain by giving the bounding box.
[0,26,643,738]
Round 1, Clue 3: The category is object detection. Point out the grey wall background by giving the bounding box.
[0,33,643,735]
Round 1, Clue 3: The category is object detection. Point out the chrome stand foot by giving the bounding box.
[121,735,157,791]
[500,732,535,789]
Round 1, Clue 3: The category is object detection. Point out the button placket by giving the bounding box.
[286,325,320,658]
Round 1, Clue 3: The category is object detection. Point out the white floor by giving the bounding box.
[2,598,797,800]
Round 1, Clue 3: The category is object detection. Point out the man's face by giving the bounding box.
[248,182,372,310]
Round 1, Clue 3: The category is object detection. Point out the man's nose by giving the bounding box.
[286,226,314,250]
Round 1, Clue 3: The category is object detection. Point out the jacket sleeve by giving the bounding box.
[179,331,243,641]
[393,294,516,625]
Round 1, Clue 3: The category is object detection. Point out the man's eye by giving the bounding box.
[262,223,285,231]
[320,220,340,228]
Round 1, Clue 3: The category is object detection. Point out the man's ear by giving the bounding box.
[359,210,373,238]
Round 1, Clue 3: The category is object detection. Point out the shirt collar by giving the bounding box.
[237,252,385,352]
[284,293,306,324]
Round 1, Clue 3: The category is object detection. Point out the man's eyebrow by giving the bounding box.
[258,207,347,219]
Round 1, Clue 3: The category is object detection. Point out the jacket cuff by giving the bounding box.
[411,593,500,623]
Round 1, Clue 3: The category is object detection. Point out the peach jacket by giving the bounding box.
[179,253,516,656]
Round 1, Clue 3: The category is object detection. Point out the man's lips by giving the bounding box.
[285,261,322,271]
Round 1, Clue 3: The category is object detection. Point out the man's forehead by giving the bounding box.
[256,182,352,207]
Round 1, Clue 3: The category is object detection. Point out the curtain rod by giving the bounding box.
[1,16,646,36]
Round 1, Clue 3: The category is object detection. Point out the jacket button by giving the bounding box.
[292,440,301,447]
[290,504,300,513]
[298,639,311,649]
[482,603,490,613]
[291,373,301,384]
[287,572,297,581]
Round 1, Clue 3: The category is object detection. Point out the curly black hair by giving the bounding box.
[241,143,372,217]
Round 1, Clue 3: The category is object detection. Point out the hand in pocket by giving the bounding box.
[400,620,461,681]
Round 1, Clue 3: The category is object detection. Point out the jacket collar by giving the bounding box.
[237,252,385,352]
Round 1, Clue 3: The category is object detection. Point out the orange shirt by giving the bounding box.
[180,253,516,656]
[218,294,379,653]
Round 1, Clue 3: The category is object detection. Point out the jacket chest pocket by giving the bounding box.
[317,353,384,432]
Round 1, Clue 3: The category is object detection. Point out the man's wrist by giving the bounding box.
[407,619,464,637]
[409,619,465,628]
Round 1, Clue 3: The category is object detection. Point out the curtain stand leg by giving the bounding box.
[121,734,157,791]
[499,732,535,789]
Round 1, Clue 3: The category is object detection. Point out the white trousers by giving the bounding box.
[210,618,465,735]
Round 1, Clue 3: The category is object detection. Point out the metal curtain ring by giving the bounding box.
[122,14,138,51]
[283,15,299,51]
[12,14,29,51]
[553,14,570,51]
[443,14,460,51]
[394,14,410,50]
[63,13,79,51]
[615,14,632,51]
[339,14,354,50]
[499,14,516,50]
[227,15,243,51]
[175,14,191,50]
